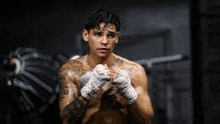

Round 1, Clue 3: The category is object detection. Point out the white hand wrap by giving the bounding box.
[113,69,137,105]
[80,64,110,100]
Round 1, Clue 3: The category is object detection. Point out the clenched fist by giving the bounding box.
[80,64,110,100]
[113,69,137,105]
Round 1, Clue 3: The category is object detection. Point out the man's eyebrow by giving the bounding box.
[108,31,116,33]
[108,31,119,34]
[93,29,103,32]
[93,29,119,34]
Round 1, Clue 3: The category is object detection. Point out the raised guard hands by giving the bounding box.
[80,64,110,100]
[80,65,137,105]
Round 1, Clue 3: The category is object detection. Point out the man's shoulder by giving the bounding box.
[114,55,147,81]
[114,54,143,70]
[60,55,86,72]
[59,55,89,79]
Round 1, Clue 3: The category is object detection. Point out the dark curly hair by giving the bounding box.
[85,9,121,31]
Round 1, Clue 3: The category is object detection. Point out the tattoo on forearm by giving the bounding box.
[63,97,86,123]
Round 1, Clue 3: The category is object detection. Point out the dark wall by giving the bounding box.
[1,0,194,124]
[191,0,220,124]
[2,0,191,56]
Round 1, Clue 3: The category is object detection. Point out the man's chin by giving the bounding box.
[98,54,109,59]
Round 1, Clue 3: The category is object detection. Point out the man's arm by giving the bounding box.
[128,65,154,123]
[59,64,88,124]
[59,63,110,124]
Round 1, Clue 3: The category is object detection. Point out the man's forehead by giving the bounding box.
[93,23,117,31]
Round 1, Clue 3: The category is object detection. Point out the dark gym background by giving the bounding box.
[1,0,220,124]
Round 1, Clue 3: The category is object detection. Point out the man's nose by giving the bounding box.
[101,36,108,45]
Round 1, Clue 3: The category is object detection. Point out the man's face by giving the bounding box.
[83,23,119,58]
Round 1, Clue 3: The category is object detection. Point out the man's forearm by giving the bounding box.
[61,96,88,124]
[128,94,154,124]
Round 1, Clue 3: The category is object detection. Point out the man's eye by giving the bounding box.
[108,34,116,38]
[94,32,102,36]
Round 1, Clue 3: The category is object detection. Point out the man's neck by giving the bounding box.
[87,53,115,68]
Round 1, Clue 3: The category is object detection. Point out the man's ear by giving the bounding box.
[115,39,118,43]
[82,29,89,42]
[115,32,121,43]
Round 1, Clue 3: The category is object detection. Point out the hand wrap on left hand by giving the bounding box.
[113,69,138,105]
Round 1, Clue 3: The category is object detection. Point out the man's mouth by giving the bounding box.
[99,48,109,50]
[97,48,110,53]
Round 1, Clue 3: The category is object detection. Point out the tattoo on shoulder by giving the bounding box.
[60,59,87,78]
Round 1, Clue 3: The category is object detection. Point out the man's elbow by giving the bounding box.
[59,111,65,120]
[147,105,154,118]
[59,108,67,120]
[59,110,69,124]
[138,110,154,124]
[142,106,154,119]
[148,109,154,118]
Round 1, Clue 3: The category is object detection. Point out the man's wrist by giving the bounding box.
[125,86,138,105]
[79,95,89,105]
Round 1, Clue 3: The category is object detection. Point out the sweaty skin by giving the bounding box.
[59,54,154,124]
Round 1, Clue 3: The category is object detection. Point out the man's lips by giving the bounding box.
[97,48,110,50]
[97,48,110,53]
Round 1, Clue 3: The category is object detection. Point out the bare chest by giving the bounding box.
[83,82,128,124]
[85,81,127,110]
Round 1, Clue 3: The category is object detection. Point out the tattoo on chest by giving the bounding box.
[109,56,141,74]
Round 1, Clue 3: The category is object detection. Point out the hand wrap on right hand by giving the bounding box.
[80,64,110,100]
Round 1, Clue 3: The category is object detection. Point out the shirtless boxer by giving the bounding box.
[59,9,154,124]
